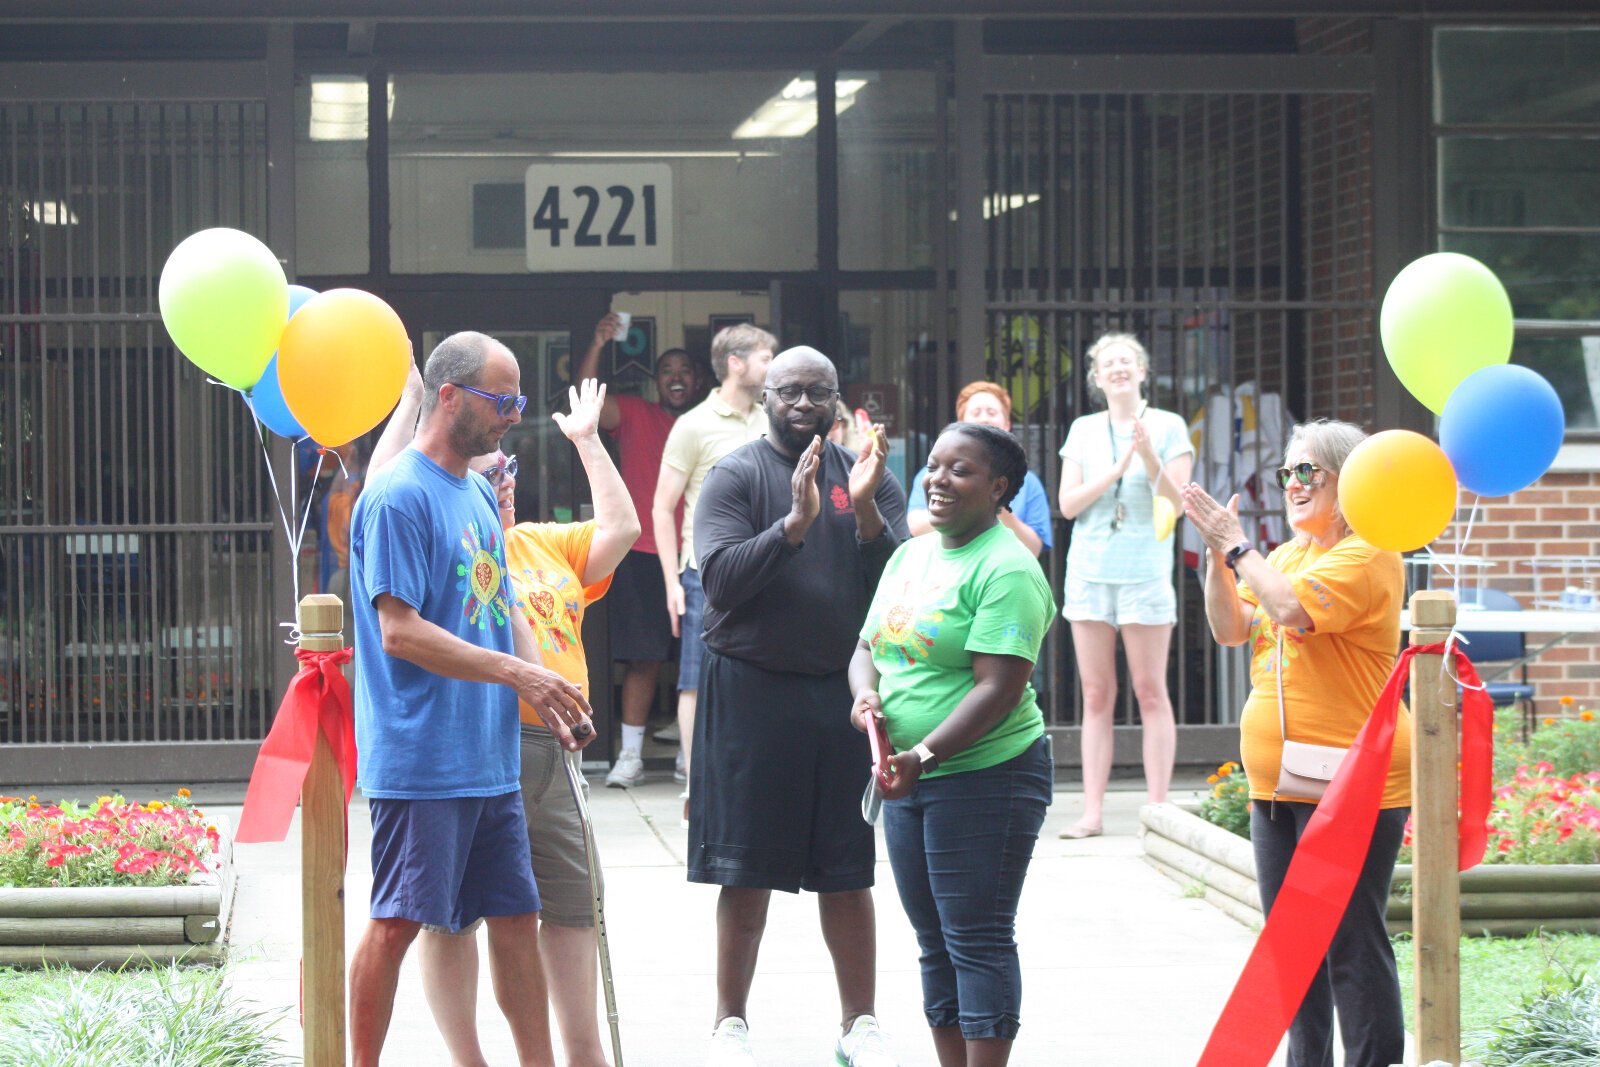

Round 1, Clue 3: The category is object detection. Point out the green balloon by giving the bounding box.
[158,228,288,390]
[1379,252,1513,414]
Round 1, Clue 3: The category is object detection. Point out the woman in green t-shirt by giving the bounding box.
[849,422,1056,1066]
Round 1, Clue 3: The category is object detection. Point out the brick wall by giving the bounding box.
[1434,470,1600,709]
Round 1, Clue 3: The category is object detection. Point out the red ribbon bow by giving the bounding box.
[235,647,358,844]
[1195,641,1493,1067]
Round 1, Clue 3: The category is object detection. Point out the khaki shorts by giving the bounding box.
[424,726,600,933]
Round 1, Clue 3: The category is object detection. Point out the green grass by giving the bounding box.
[1393,932,1600,1059]
[0,965,291,1066]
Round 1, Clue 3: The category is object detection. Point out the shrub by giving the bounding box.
[1199,761,1250,839]
[1494,701,1600,782]
[0,966,290,1066]
[1472,969,1600,1067]
[0,792,220,889]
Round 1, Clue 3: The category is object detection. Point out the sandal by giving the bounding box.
[1058,823,1103,839]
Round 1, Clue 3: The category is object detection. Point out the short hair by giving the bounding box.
[1284,418,1367,475]
[939,422,1028,510]
[423,332,494,415]
[655,347,691,371]
[1282,418,1368,538]
[955,380,1014,422]
[1085,332,1150,403]
[710,323,777,381]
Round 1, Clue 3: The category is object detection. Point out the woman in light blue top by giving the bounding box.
[1056,334,1193,837]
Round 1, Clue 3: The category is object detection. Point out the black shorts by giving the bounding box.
[686,651,875,894]
[607,549,676,663]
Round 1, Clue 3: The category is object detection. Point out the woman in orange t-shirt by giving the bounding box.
[1180,418,1409,1067]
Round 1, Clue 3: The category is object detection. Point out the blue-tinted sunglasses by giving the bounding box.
[454,383,528,418]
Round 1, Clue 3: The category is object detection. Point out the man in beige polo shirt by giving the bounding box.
[653,323,775,820]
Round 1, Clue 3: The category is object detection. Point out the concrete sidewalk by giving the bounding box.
[222,774,1284,1067]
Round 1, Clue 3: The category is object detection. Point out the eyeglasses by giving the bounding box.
[454,383,528,418]
[482,455,518,486]
[768,384,839,406]
[1274,462,1327,490]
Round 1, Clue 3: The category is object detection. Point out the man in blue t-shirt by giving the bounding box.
[347,330,595,1067]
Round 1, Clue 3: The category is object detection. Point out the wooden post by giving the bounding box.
[298,594,347,1067]
[1409,589,1460,1064]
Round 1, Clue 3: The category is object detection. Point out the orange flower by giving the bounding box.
[1544,718,1558,726]
[1583,710,1596,722]
[1206,774,1220,785]
[1560,695,1575,706]
[177,788,191,798]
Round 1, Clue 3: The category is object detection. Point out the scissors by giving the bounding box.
[861,713,895,825]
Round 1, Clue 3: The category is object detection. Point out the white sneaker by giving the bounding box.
[605,748,645,788]
[835,1014,898,1067]
[709,1015,757,1065]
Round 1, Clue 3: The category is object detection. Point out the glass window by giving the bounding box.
[388,72,817,273]
[1511,334,1600,432]
[838,71,939,270]
[836,291,939,488]
[1440,233,1600,321]
[295,73,372,275]
[1439,137,1600,229]
[1436,28,1600,126]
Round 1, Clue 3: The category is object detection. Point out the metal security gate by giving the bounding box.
[977,65,1377,734]
[0,93,281,771]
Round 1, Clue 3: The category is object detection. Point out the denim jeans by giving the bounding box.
[1251,801,1409,1067]
[883,736,1053,1040]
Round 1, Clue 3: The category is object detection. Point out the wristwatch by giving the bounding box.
[1223,542,1255,571]
[911,742,940,775]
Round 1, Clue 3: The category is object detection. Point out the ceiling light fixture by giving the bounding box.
[308,76,395,142]
[733,76,869,140]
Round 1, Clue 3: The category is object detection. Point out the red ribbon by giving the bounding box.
[235,647,358,844]
[1195,641,1492,1067]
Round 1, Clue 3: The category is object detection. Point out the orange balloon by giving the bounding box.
[1337,429,1458,552]
[278,289,410,446]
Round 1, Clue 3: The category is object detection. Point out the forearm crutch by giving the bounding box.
[561,747,624,1067]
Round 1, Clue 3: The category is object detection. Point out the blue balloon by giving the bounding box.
[245,285,319,438]
[1439,363,1564,497]
[248,355,307,438]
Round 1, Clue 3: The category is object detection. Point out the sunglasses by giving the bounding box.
[768,384,839,406]
[482,455,518,486]
[1274,462,1327,490]
[454,383,528,419]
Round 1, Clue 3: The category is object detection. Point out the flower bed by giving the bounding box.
[0,793,234,968]
[1141,798,1600,937]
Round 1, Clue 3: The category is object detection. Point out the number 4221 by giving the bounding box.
[532,184,658,247]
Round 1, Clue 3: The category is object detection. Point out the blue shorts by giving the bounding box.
[678,565,706,691]
[368,792,541,930]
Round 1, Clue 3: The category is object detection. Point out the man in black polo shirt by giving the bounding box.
[687,345,909,1067]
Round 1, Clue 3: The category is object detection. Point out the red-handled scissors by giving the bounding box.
[861,714,895,825]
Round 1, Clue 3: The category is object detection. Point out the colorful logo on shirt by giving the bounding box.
[830,484,853,514]
[456,520,510,630]
[515,567,582,655]
[1250,612,1306,682]
[870,578,949,667]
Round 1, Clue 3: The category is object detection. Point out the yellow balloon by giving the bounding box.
[1152,495,1177,541]
[1337,430,1457,552]
[278,289,410,447]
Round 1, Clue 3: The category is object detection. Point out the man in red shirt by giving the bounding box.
[575,313,696,787]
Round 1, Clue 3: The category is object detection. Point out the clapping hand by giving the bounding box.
[553,378,606,442]
[1180,483,1246,553]
[783,435,823,544]
[848,423,888,508]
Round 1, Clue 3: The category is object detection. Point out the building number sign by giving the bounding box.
[524,163,673,271]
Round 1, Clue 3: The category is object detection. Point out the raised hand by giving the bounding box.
[783,435,823,545]
[848,423,888,507]
[1131,417,1160,467]
[552,378,607,442]
[1181,484,1246,552]
[591,313,625,349]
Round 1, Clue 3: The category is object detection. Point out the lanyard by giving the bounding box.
[1106,403,1147,534]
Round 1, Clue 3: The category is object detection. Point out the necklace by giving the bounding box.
[1106,402,1147,535]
